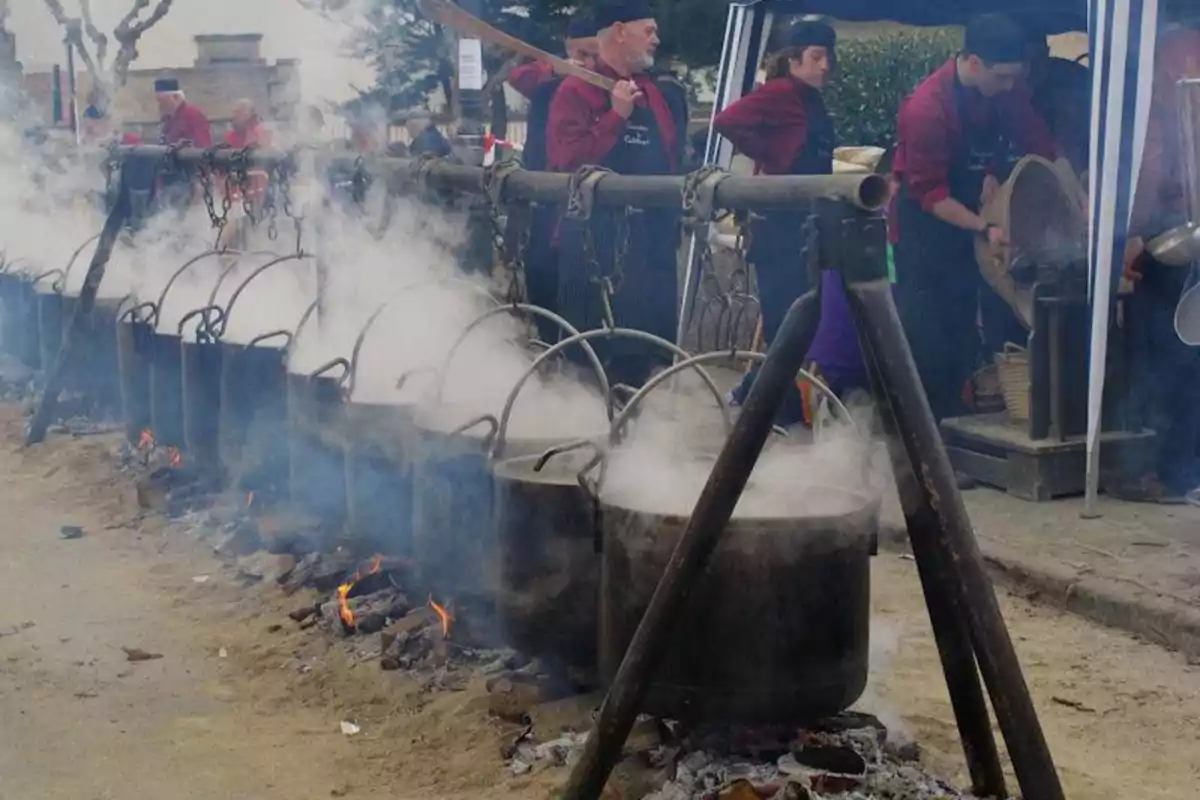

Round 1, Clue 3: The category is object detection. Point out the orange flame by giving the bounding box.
[167,447,182,468]
[246,491,255,509]
[427,595,453,639]
[336,555,386,631]
[139,428,155,450]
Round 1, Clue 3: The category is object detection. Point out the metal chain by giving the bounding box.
[230,147,256,224]
[481,158,527,304]
[198,148,228,234]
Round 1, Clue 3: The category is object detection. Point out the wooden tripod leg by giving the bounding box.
[853,290,1008,798]
[846,277,1064,800]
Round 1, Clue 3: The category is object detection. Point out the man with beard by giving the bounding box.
[547,0,686,387]
[154,78,212,212]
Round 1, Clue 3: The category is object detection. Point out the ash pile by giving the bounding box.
[507,712,991,800]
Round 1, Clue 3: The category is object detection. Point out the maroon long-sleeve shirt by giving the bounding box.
[1132,27,1200,233]
[160,102,213,147]
[890,59,1057,242]
[712,76,818,175]
[546,62,678,172]
[509,60,556,100]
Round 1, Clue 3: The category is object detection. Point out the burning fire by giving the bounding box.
[166,447,182,469]
[336,555,384,630]
[427,595,453,639]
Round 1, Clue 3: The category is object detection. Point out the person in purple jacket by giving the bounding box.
[713,20,869,426]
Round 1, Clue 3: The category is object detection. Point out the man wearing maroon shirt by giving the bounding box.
[547,0,687,387]
[153,77,212,211]
[891,14,1057,423]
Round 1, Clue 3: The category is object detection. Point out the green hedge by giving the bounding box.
[825,29,961,149]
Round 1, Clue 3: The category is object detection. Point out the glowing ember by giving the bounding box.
[427,595,453,639]
[139,428,155,450]
[336,555,386,631]
[167,447,182,468]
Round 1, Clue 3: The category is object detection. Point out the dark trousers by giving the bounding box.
[1124,260,1200,491]
[894,280,980,423]
[731,251,811,425]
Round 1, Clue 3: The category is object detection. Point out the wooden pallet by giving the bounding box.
[939,413,1156,501]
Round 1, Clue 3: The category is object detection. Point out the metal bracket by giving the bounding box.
[565,166,612,221]
[681,165,731,230]
[406,152,445,200]
[481,158,521,209]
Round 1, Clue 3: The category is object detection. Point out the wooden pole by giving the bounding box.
[26,184,130,446]
[855,312,1008,798]
[845,278,1064,800]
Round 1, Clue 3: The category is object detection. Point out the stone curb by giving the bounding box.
[878,524,1200,661]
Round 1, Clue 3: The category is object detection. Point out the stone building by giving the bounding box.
[23,33,299,138]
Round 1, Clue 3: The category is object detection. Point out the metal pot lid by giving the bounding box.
[1176,279,1200,346]
[1148,221,1200,268]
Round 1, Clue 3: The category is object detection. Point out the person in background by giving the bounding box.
[406,116,453,158]
[890,14,1057,435]
[504,10,598,343]
[219,99,272,250]
[1115,22,1200,502]
[714,20,868,426]
[153,78,212,212]
[547,0,687,388]
[1022,27,1090,176]
[508,11,600,114]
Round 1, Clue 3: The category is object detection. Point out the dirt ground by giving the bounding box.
[1,405,1199,800]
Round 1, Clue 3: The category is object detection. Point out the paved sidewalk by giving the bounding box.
[880,487,1200,658]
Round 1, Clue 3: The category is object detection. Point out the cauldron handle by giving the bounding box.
[448,413,500,453]
[210,253,311,339]
[243,330,294,351]
[608,350,857,445]
[177,305,225,340]
[575,447,608,554]
[121,301,158,325]
[432,302,609,418]
[345,277,496,398]
[30,269,65,291]
[492,328,725,463]
[153,249,251,328]
[61,232,103,288]
[309,357,351,383]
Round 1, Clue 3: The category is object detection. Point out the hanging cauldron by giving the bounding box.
[593,359,878,725]
[489,332,729,673]
[340,278,500,557]
[58,233,125,416]
[285,303,352,536]
[0,259,42,369]
[139,250,238,449]
[33,269,65,377]
[201,252,313,492]
[409,305,614,605]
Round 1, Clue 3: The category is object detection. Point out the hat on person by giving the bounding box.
[83,105,105,120]
[567,10,598,39]
[787,19,837,52]
[154,77,180,93]
[593,0,654,30]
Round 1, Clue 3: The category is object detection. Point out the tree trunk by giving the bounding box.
[489,82,508,140]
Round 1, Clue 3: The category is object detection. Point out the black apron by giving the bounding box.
[892,83,1012,422]
[556,100,679,387]
[732,91,834,425]
[751,91,835,344]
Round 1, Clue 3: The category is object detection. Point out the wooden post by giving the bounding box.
[26,180,131,446]
[845,278,1065,800]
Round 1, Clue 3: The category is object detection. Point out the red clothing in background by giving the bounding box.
[159,102,212,147]
[224,119,272,203]
[1133,27,1200,232]
[712,76,819,175]
[546,62,678,172]
[890,59,1057,242]
[509,60,556,100]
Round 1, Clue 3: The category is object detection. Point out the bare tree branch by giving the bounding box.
[111,0,176,89]
[41,0,71,26]
[79,0,109,70]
